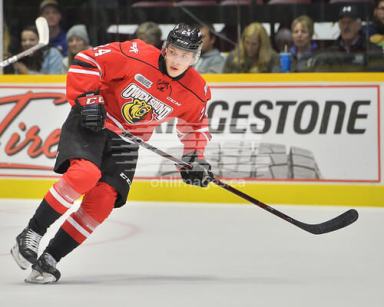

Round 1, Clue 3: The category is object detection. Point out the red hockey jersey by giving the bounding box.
[66,39,211,157]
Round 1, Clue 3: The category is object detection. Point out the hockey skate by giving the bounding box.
[25,253,61,284]
[11,228,42,270]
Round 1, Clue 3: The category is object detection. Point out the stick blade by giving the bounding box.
[303,209,359,235]
[35,17,49,45]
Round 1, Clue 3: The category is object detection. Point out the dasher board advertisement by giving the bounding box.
[0,81,381,183]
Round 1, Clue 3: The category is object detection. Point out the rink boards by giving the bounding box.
[0,74,383,206]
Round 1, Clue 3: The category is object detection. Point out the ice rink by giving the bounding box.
[0,199,382,307]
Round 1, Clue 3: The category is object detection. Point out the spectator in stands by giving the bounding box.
[135,21,162,49]
[223,22,279,73]
[63,24,91,70]
[311,5,384,72]
[39,0,67,56]
[3,23,11,60]
[290,15,318,72]
[13,25,65,74]
[363,0,384,49]
[2,23,11,74]
[194,24,225,73]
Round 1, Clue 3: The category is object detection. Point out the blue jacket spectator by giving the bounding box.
[39,0,67,56]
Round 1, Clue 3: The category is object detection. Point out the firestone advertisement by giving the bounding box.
[0,81,382,184]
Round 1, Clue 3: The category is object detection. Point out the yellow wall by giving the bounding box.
[1,72,384,84]
[0,178,383,206]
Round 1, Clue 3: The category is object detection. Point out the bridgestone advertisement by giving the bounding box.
[0,80,381,184]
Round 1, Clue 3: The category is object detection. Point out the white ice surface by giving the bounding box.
[0,199,383,307]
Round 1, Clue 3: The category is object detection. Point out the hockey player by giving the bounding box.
[11,23,213,284]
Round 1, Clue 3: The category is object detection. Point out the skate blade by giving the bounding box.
[25,270,57,284]
[10,244,30,270]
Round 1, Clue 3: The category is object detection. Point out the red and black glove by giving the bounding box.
[179,152,213,187]
[75,93,106,132]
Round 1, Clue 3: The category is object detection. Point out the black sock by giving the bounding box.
[28,199,61,236]
[45,229,80,262]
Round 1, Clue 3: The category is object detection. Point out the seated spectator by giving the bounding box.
[135,21,162,49]
[13,25,65,74]
[39,0,67,56]
[3,22,11,60]
[311,5,384,72]
[63,24,91,70]
[290,15,318,72]
[223,22,279,73]
[363,0,384,49]
[194,24,225,73]
[0,22,14,74]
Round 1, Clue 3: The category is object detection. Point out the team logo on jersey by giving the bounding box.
[156,79,170,92]
[121,83,173,124]
[122,98,152,124]
[134,74,152,89]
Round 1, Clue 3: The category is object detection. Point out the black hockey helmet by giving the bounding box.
[166,23,202,53]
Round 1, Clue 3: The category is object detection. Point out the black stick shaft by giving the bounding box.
[118,130,358,235]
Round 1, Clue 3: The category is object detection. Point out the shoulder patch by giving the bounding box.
[129,41,139,54]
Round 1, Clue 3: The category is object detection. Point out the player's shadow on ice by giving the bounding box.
[59,274,294,285]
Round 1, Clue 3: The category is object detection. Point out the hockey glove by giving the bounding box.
[76,94,106,132]
[180,152,213,187]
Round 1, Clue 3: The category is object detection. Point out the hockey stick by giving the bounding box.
[0,17,49,68]
[106,123,358,235]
